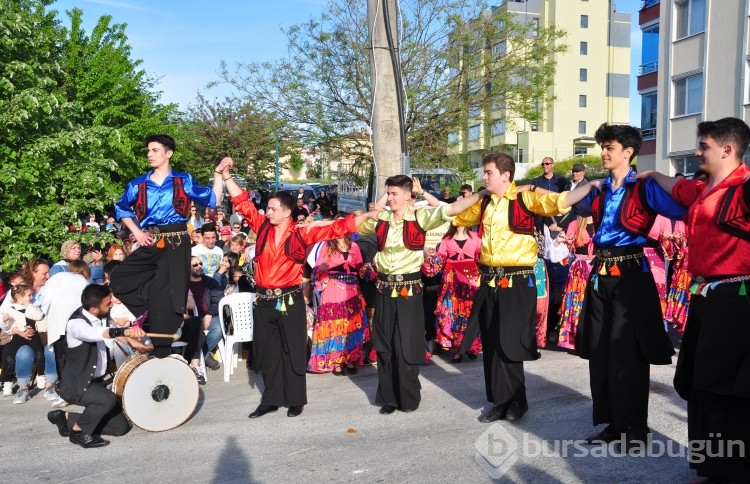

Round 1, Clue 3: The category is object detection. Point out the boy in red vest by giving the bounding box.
[564,124,685,447]
[112,135,229,357]
[637,117,750,480]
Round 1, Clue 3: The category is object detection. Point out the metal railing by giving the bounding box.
[641,128,657,140]
[642,0,660,9]
[639,60,658,75]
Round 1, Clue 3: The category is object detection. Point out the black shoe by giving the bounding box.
[505,401,528,422]
[478,403,509,423]
[584,425,624,444]
[48,410,69,437]
[287,405,304,417]
[191,366,206,385]
[467,353,478,360]
[624,426,651,449]
[451,354,462,364]
[248,405,279,419]
[345,366,358,375]
[69,430,110,448]
[205,354,221,371]
[379,404,397,415]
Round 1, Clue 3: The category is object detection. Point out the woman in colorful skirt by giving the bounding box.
[434,225,482,363]
[308,220,368,375]
[661,221,691,333]
[557,216,595,350]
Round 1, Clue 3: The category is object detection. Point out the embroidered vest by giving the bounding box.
[133,177,191,222]
[375,218,426,252]
[477,194,535,238]
[591,180,657,238]
[716,181,750,241]
[255,219,308,264]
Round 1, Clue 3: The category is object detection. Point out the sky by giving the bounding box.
[51,0,645,125]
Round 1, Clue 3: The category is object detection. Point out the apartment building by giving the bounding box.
[453,0,631,171]
[637,0,750,174]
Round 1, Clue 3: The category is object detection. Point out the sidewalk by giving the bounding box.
[1,345,694,483]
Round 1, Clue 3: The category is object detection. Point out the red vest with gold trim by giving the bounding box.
[476,194,535,238]
[375,218,426,252]
[255,219,308,264]
[591,180,657,238]
[133,177,191,222]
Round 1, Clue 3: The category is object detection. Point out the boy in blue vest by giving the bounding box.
[111,135,229,357]
[565,124,685,447]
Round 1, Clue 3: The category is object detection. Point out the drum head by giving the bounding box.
[121,357,199,432]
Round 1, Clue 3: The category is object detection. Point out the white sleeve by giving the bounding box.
[67,318,106,344]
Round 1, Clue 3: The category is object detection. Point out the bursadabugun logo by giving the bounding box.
[474,422,519,479]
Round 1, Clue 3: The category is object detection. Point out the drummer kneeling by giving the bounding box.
[48,284,146,448]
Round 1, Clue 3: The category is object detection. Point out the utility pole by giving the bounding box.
[368,0,405,200]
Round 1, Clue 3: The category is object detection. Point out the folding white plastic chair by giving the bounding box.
[218,292,254,382]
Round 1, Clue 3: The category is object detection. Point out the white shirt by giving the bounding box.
[39,272,89,346]
[66,309,114,378]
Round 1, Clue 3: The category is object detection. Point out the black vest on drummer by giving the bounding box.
[476,193,536,238]
[133,177,191,222]
[56,307,101,405]
[254,219,309,264]
[591,180,657,238]
[375,217,427,252]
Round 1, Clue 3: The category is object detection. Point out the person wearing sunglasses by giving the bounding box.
[531,157,567,193]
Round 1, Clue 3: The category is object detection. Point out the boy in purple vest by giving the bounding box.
[111,135,229,357]
[563,124,685,447]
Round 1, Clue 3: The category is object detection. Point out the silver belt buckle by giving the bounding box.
[264,289,282,297]
[148,227,161,235]
[386,274,404,282]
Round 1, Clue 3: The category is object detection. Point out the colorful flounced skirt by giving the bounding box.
[434,259,482,355]
[534,258,549,348]
[665,245,691,334]
[308,272,369,373]
[557,254,593,350]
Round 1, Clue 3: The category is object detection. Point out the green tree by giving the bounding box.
[217,0,565,173]
[0,1,175,270]
[177,95,285,187]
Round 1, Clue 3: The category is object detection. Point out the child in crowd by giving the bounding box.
[1,283,46,402]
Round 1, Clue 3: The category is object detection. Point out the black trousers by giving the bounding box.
[475,281,537,406]
[578,259,673,431]
[253,292,307,407]
[674,284,750,480]
[67,382,130,436]
[373,291,424,411]
[180,317,206,362]
[111,228,190,357]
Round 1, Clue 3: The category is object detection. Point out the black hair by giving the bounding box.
[81,284,112,310]
[103,260,121,278]
[594,124,642,161]
[460,184,473,192]
[145,134,176,153]
[482,152,515,181]
[697,117,750,158]
[201,223,217,235]
[385,175,413,191]
[270,191,295,211]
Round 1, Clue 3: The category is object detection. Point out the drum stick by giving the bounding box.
[146,332,180,340]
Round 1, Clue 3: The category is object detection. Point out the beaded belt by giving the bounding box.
[478,265,534,288]
[255,286,301,314]
[376,272,422,298]
[690,274,750,297]
[145,224,188,249]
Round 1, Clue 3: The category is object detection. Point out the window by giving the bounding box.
[468,105,481,118]
[448,132,459,144]
[530,122,538,132]
[468,124,481,141]
[672,156,701,174]
[491,119,505,136]
[580,42,588,55]
[580,68,588,82]
[581,15,588,29]
[492,40,507,59]
[674,74,703,116]
[578,121,587,134]
[641,92,657,138]
[574,147,588,155]
[675,0,706,39]
[531,17,539,38]
[641,25,659,74]
[579,95,587,107]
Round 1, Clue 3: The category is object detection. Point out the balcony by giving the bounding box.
[639,60,658,75]
[639,0,660,24]
[641,0,659,8]
[641,128,656,140]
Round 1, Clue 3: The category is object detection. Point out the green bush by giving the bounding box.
[517,155,638,184]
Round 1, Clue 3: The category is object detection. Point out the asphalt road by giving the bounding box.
[1,340,696,483]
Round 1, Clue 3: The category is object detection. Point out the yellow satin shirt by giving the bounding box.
[358,205,454,274]
[453,183,570,267]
